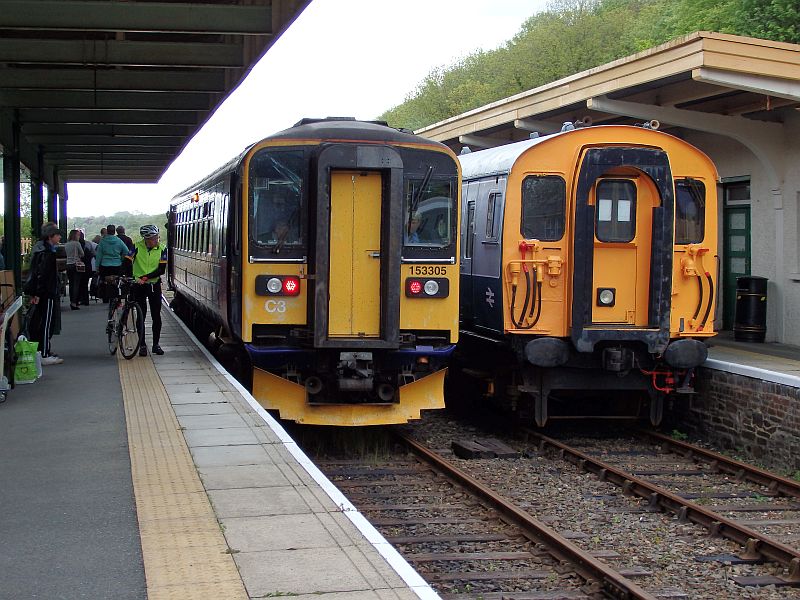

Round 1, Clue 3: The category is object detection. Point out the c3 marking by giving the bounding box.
[265,299,287,313]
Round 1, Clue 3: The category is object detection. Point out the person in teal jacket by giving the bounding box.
[125,224,167,357]
[96,224,129,301]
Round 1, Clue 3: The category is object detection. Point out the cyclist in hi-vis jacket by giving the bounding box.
[126,224,167,357]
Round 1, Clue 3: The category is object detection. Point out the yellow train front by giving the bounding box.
[168,118,460,425]
[455,124,718,426]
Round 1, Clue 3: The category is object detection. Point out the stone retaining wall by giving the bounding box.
[666,368,800,473]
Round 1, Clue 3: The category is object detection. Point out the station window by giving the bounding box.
[521,175,566,241]
[595,179,637,243]
[675,179,705,244]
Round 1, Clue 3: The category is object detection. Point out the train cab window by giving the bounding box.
[675,179,705,244]
[521,175,566,241]
[595,179,636,243]
[249,149,304,252]
[403,178,454,248]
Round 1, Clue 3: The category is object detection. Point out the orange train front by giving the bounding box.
[168,118,460,425]
[455,125,718,426]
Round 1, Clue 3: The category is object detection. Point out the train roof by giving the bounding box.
[269,117,443,147]
[457,134,554,180]
[457,125,683,180]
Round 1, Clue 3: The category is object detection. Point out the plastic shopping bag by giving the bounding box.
[14,336,41,384]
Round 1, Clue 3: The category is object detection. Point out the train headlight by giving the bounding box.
[597,288,616,307]
[423,280,439,296]
[266,277,283,294]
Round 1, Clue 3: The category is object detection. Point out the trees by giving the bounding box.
[379,0,800,130]
[68,211,167,242]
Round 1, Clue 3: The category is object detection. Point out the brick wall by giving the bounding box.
[666,368,800,473]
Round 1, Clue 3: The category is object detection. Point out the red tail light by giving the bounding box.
[405,277,449,298]
[283,277,300,296]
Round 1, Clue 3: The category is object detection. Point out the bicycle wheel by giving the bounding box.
[107,301,120,355]
[118,302,143,360]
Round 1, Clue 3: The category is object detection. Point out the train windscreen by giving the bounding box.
[249,149,305,255]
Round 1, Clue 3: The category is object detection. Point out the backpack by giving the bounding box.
[23,251,42,296]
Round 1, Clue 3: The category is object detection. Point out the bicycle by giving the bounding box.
[106,276,143,360]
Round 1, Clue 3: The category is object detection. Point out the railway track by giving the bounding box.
[316,435,671,599]
[525,428,800,587]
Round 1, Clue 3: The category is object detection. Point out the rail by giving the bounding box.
[395,431,658,600]
[526,429,800,585]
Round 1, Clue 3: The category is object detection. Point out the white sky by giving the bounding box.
[62,0,547,217]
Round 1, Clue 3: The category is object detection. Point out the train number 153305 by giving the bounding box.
[410,266,447,276]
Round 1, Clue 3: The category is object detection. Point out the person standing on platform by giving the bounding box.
[116,225,134,252]
[96,224,129,302]
[78,230,94,305]
[125,225,167,357]
[64,229,84,310]
[24,223,63,365]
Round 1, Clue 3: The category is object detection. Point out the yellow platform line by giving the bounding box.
[118,354,248,600]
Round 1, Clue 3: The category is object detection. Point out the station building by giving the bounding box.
[418,32,800,346]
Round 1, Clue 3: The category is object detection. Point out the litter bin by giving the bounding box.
[734,276,768,342]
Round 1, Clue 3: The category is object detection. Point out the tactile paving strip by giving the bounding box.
[119,354,248,600]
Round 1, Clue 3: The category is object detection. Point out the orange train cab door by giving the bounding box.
[328,170,382,338]
[590,176,657,325]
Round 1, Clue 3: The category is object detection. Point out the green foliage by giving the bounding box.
[670,429,689,441]
[68,211,168,244]
[380,0,800,130]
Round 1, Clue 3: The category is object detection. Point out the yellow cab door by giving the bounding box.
[328,171,382,338]
[591,176,656,325]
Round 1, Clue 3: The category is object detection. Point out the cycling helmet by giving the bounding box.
[140,224,159,238]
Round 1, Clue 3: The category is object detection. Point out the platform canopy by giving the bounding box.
[418,32,800,153]
[0,0,311,184]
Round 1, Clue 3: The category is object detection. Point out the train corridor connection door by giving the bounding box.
[590,177,656,325]
[328,171,382,338]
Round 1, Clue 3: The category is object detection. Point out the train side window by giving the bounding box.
[465,200,476,259]
[221,193,229,256]
[675,179,705,244]
[521,175,566,241]
[595,179,636,243]
[485,192,501,240]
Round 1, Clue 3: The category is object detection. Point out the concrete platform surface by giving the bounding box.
[706,334,800,388]
[150,305,438,600]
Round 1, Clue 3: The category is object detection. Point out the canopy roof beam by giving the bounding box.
[0,1,273,35]
[458,134,506,149]
[692,67,800,103]
[0,68,226,93]
[0,39,245,67]
[0,90,215,110]
[20,109,201,125]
